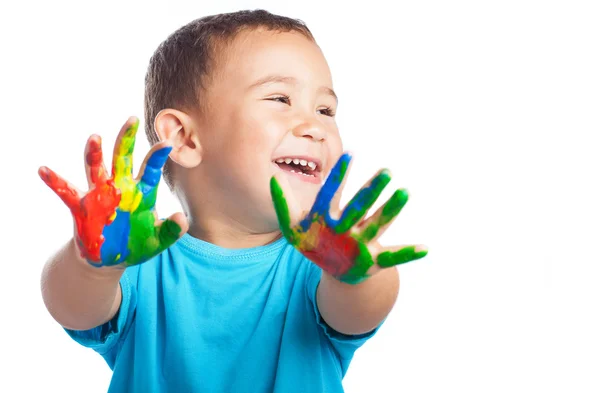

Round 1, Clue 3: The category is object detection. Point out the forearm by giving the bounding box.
[316,267,399,335]
[41,237,123,331]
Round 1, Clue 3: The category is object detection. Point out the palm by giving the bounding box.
[270,153,427,284]
[39,117,186,267]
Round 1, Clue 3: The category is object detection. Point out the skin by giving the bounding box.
[39,117,189,330]
[156,28,342,248]
[271,153,427,285]
[39,119,184,267]
[40,28,427,335]
[155,29,428,334]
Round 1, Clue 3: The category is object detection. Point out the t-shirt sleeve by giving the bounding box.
[305,262,383,362]
[64,266,138,363]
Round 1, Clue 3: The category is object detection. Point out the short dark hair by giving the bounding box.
[143,9,314,190]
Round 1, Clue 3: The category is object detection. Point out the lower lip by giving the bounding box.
[272,163,321,184]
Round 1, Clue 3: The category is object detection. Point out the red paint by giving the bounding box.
[86,136,108,185]
[301,223,359,276]
[39,160,120,262]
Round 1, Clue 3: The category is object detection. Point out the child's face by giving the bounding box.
[193,29,342,231]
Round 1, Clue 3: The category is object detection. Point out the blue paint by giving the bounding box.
[99,210,132,265]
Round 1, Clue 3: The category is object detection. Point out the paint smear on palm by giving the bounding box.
[40,119,181,267]
[99,120,179,266]
[271,153,427,284]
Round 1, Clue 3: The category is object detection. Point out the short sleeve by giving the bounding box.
[305,262,383,364]
[64,266,138,364]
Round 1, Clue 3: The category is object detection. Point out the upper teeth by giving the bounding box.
[276,158,317,170]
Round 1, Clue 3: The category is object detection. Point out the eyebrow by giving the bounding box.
[248,74,338,103]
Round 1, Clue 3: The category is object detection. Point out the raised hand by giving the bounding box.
[270,153,427,284]
[38,117,188,268]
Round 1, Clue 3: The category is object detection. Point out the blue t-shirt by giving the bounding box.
[66,234,380,392]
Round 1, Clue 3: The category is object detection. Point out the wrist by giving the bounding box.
[67,237,124,282]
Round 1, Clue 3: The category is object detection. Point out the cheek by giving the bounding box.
[328,127,343,156]
[295,185,321,213]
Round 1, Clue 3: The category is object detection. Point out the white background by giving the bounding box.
[1,0,599,392]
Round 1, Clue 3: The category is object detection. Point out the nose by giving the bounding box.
[291,120,326,142]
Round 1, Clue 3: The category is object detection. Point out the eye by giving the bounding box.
[318,107,336,117]
[267,95,291,105]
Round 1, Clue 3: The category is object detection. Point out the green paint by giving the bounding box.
[269,153,428,286]
[335,170,391,234]
[377,246,428,268]
[126,210,156,264]
[125,211,182,266]
[357,224,378,244]
[381,189,409,225]
[138,186,159,212]
[114,120,138,182]
[270,177,296,243]
[335,158,349,183]
[355,188,409,243]
[339,242,375,284]
[158,219,183,246]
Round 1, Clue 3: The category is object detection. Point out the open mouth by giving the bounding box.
[273,156,322,179]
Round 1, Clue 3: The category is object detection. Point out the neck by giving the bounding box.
[187,215,283,249]
[177,189,283,249]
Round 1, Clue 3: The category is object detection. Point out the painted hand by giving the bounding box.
[270,153,428,284]
[38,117,188,268]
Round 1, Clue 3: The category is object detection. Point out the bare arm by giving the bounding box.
[38,117,187,331]
[317,267,399,335]
[40,238,123,331]
[270,153,426,336]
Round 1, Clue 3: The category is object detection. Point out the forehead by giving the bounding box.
[214,28,333,88]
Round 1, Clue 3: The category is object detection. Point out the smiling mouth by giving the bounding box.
[273,156,321,179]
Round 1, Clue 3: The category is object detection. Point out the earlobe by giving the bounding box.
[154,109,203,168]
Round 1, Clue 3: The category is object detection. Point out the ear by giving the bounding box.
[154,109,202,168]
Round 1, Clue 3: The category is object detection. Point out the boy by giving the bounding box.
[39,9,427,393]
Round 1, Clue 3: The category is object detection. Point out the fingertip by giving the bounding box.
[159,144,173,154]
[414,245,429,256]
[157,139,173,150]
[160,213,189,245]
[85,136,104,166]
[341,150,353,160]
[87,133,102,143]
[171,211,189,235]
[339,151,353,166]
[124,116,140,136]
[391,188,410,205]
[270,175,284,199]
[147,145,172,169]
[127,116,139,126]
[270,173,284,185]
[379,168,392,178]
[38,166,48,179]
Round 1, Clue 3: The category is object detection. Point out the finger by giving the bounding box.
[270,173,301,242]
[136,142,172,211]
[334,168,392,234]
[354,188,409,243]
[117,211,188,267]
[311,152,352,222]
[329,152,354,210]
[38,166,82,213]
[376,244,428,268]
[155,212,189,253]
[84,134,109,188]
[112,116,139,186]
